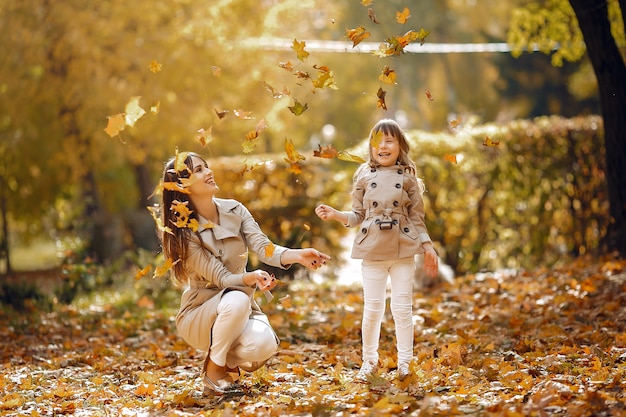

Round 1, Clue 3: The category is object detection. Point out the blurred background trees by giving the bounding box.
[0,0,623,291]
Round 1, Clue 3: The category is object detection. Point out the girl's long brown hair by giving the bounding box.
[159,152,203,283]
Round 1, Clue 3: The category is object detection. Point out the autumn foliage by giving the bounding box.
[1,256,625,415]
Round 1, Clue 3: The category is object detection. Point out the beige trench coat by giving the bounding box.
[343,164,432,260]
[175,198,288,352]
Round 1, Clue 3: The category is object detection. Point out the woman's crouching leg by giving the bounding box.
[226,314,279,372]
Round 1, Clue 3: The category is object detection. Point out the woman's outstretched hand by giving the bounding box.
[282,248,331,270]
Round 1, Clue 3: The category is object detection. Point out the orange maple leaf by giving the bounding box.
[284,138,306,164]
[376,87,387,110]
[450,118,462,129]
[396,7,411,24]
[483,136,501,146]
[379,66,397,85]
[292,39,309,61]
[279,61,295,72]
[104,114,126,138]
[346,26,371,48]
[444,154,458,164]
[312,70,337,90]
[313,144,339,159]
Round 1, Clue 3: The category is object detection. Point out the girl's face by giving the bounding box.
[372,133,400,167]
[187,156,219,196]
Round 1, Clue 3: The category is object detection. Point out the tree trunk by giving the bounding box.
[0,168,11,275]
[570,0,626,257]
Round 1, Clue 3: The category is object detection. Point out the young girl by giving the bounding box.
[159,152,330,395]
[315,119,438,381]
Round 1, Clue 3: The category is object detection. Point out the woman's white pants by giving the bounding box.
[210,290,278,371]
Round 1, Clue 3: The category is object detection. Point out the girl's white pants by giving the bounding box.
[361,257,415,366]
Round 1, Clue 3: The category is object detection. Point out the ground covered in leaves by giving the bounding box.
[1,256,626,416]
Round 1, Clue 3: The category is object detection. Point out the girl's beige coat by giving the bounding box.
[343,164,432,261]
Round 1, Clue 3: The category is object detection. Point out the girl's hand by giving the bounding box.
[423,249,439,278]
[315,204,337,221]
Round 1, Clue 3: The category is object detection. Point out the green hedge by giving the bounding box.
[206,115,608,276]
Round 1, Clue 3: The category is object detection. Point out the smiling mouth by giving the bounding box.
[378,153,391,157]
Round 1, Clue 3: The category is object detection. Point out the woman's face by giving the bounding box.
[187,155,219,196]
[372,133,400,166]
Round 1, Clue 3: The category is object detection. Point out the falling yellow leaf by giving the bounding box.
[292,39,309,61]
[265,241,276,258]
[450,118,462,129]
[379,66,397,85]
[124,96,146,127]
[370,130,383,148]
[211,66,221,76]
[338,151,366,164]
[396,7,411,24]
[483,136,501,146]
[149,60,162,73]
[150,100,160,114]
[153,257,180,278]
[195,127,213,147]
[346,26,371,48]
[135,265,152,280]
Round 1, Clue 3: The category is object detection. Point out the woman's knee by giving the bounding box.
[218,290,251,318]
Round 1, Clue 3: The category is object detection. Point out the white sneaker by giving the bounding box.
[397,362,410,380]
[356,361,377,382]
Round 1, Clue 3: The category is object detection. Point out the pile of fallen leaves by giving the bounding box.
[1,256,625,416]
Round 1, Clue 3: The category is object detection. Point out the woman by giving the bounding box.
[159,151,331,395]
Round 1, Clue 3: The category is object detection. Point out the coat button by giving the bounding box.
[371,182,377,188]
[373,201,378,207]
[361,228,367,234]
[219,249,223,255]
[395,183,401,189]
[397,169,403,174]
[393,201,399,207]
[403,227,409,232]
[370,168,376,173]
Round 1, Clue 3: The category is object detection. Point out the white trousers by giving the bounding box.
[210,290,279,371]
[361,257,415,366]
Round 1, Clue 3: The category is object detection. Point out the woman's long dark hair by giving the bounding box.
[160,152,203,283]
